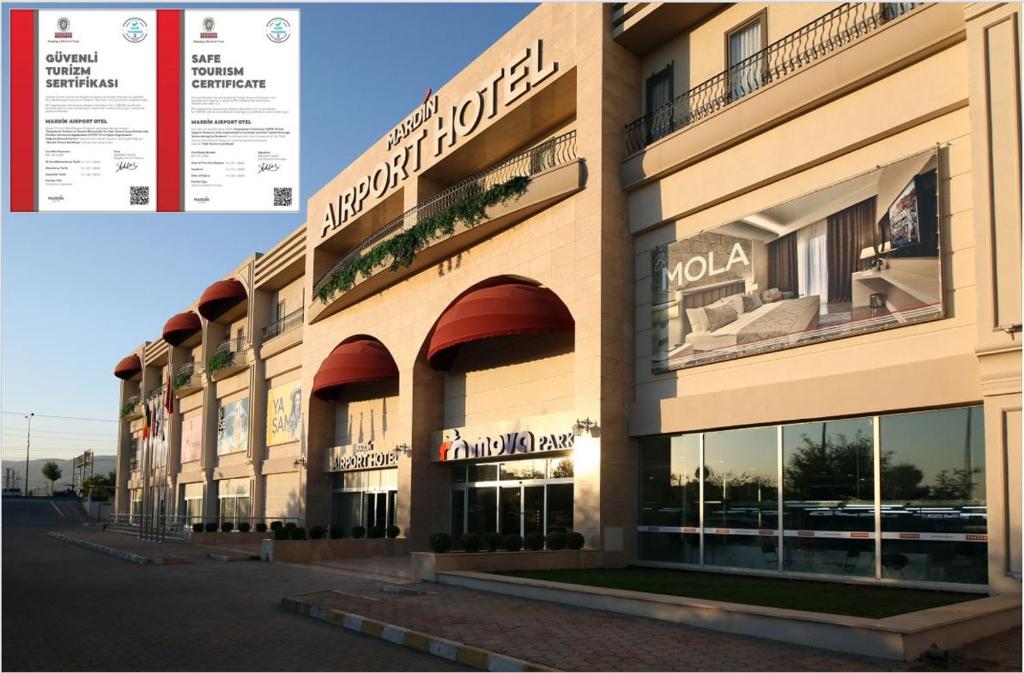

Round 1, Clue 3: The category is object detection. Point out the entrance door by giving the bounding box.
[499,487,522,535]
[524,486,544,535]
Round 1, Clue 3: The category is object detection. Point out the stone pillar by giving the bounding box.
[965,2,1022,595]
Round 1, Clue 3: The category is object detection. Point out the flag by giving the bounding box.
[143,398,151,439]
[164,376,174,415]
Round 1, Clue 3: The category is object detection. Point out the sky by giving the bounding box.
[0,1,536,478]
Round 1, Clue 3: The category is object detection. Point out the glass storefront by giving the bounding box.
[637,406,987,585]
[181,482,203,525]
[331,467,398,533]
[217,478,251,526]
[451,455,574,538]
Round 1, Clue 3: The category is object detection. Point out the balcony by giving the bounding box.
[207,336,252,381]
[260,307,304,358]
[310,130,582,322]
[624,2,923,157]
[172,361,204,397]
[121,395,142,421]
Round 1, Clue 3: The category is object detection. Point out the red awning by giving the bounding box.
[312,339,399,400]
[162,311,202,346]
[427,282,573,369]
[197,279,247,320]
[114,354,142,380]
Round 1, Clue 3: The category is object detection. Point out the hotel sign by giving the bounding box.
[320,38,558,238]
[433,413,575,462]
[325,441,396,472]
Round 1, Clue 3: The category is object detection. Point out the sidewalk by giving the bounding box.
[49,528,213,564]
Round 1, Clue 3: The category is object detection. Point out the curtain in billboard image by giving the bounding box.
[767,232,798,293]
[827,197,876,303]
[797,221,828,301]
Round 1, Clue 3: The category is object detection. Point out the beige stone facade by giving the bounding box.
[114,2,1020,595]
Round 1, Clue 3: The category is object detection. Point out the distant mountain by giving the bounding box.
[2,455,117,494]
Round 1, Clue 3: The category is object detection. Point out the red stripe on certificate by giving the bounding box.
[156,10,182,211]
[10,10,36,212]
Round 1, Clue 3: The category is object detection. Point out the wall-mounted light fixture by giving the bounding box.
[392,443,412,457]
[292,456,307,469]
[573,418,597,437]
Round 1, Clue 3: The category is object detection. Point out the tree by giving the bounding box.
[82,470,116,499]
[41,462,62,496]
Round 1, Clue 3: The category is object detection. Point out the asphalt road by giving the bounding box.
[2,499,466,672]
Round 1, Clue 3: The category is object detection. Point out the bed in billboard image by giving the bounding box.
[651,149,943,372]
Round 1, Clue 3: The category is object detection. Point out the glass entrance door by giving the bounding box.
[499,487,521,535]
[524,486,544,535]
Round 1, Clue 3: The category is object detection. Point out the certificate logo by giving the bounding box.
[55,16,72,39]
[122,17,148,43]
[200,17,218,40]
[266,17,291,43]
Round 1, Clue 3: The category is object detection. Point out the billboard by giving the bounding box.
[181,414,203,463]
[266,380,302,446]
[217,398,249,455]
[651,149,942,372]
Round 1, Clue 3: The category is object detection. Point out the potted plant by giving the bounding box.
[255,522,268,533]
[460,532,482,552]
[309,525,327,540]
[429,532,452,553]
[221,521,234,533]
[192,523,204,533]
[351,526,366,539]
[238,522,251,533]
[567,531,585,550]
[524,531,544,551]
[483,531,503,552]
[329,525,345,539]
[386,525,401,539]
[290,526,307,540]
[546,530,568,550]
[503,533,523,552]
[204,522,218,533]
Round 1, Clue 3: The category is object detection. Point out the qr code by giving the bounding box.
[273,187,292,207]
[130,186,149,206]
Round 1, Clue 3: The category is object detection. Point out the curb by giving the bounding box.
[48,532,186,565]
[281,596,556,672]
[208,552,260,562]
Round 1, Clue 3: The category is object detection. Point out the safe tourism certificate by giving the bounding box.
[35,10,157,211]
[183,10,300,211]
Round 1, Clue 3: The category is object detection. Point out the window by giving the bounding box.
[880,407,987,584]
[276,300,286,322]
[636,406,987,585]
[330,468,398,534]
[217,478,251,526]
[645,63,674,143]
[235,327,245,347]
[727,13,766,101]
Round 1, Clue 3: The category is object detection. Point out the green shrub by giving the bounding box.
[192,523,204,533]
[329,525,345,539]
[204,522,218,533]
[290,527,307,540]
[285,522,296,530]
[309,525,327,540]
[274,527,290,541]
[567,531,585,550]
[546,531,568,550]
[351,526,366,539]
[255,523,267,533]
[238,522,251,533]
[429,532,453,554]
[221,521,234,533]
[368,526,385,539]
[503,534,523,552]
[460,532,482,552]
[386,525,400,539]
[270,521,283,531]
[483,531,503,552]
[524,531,544,551]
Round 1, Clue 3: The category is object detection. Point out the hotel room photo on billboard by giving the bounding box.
[651,148,942,372]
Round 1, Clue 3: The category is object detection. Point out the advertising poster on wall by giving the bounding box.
[183,10,300,211]
[181,414,203,462]
[217,398,249,455]
[266,380,301,446]
[650,149,942,372]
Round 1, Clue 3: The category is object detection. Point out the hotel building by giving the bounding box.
[113,2,1021,595]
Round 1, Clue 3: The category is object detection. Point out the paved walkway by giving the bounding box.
[30,518,1023,672]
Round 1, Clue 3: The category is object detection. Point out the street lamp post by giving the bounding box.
[24,412,34,497]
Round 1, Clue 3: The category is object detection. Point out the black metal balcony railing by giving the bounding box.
[215,336,248,355]
[173,361,202,390]
[624,2,922,156]
[124,394,139,408]
[313,130,578,298]
[262,307,304,341]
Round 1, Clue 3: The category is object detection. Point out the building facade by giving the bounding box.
[113,2,1021,595]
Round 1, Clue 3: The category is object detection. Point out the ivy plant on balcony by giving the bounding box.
[172,369,194,391]
[119,402,136,419]
[206,350,235,377]
[315,175,531,303]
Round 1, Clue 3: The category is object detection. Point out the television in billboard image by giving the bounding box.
[651,149,942,372]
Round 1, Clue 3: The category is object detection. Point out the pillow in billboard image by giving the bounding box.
[704,303,738,332]
[742,292,763,312]
[722,293,746,316]
[762,287,783,303]
[686,307,712,333]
